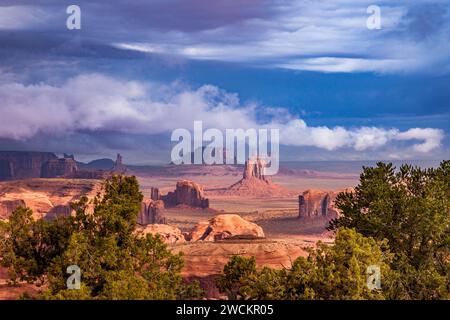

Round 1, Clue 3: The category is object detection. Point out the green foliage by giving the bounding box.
[218,228,393,300]
[0,175,203,300]
[216,256,259,300]
[329,161,450,299]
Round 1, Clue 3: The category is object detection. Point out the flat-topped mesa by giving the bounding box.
[298,189,340,220]
[0,151,57,180]
[41,157,78,178]
[243,158,268,182]
[161,180,209,209]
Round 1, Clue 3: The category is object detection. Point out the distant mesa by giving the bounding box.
[0,151,57,180]
[188,214,265,242]
[0,151,128,181]
[41,155,78,178]
[207,158,295,197]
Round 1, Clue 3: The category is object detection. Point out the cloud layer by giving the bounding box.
[1,1,449,73]
[0,73,443,154]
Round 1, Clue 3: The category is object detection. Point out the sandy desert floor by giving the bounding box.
[136,172,356,241]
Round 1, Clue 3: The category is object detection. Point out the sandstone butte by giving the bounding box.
[298,188,354,220]
[207,158,296,197]
[152,180,210,209]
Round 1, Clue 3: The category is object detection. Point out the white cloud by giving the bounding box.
[395,128,444,152]
[278,119,444,153]
[0,6,51,30]
[0,73,444,154]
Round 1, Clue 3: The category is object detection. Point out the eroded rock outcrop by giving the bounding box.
[0,199,26,220]
[162,180,209,208]
[138,199,166,225]
[298,189,341,219]
[189,214,265,241]
[243,158,268,181]
[0,179,101,219]
[0,151,57,180]
[136,224,185,244]
[41,158,78,178]
[150,187,160,201]
[0,151,126,181]
[112,153,127,174]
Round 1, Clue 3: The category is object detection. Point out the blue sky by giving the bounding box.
[0,0,449,164]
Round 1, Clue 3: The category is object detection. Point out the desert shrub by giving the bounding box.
[218,228,394,300]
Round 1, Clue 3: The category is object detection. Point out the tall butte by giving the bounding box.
[209,157,293,197]
[112,153,127,174]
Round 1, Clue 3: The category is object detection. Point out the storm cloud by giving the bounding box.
[0,73,444,154]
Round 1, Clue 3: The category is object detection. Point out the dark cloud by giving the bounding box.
[405,3,449,40]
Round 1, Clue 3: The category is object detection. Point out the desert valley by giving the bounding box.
[0,150,365,299]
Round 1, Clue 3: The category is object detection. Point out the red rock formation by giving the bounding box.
[72,169,109,179]
[0,151,57,180]
[150,187,160,201]
[136,224,185,244]
[208,158,294,197]
[0,179,101,219]
[162,180,209,208]
[189,214,265,241]
[174,241,308,299]
[112,153,127,173]
[0,199,26,220]
[298,189,341,219]
[138,199,166,225]
[243,158,268,181]
[41,158,78,178]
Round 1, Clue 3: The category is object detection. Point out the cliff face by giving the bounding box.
[41,158,78,178]
[0,151,57,180]
[298,189,340,219]
[0,179,102,220]
[138,199,166,225]
[0,151,119,181]
[0,199,26,220]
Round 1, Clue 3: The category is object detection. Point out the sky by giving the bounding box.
[0,0,449,164]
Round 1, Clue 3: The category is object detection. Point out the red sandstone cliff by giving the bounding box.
[160,181,210,208]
